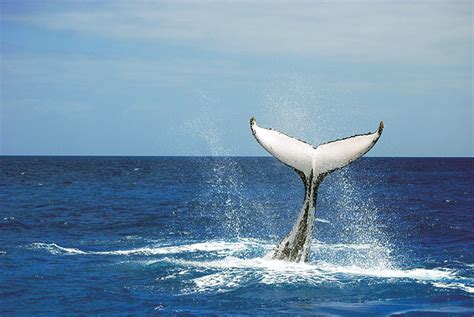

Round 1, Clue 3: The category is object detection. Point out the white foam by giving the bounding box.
[432,282,474,293]
[169,256,454,281]
[28,240,262,256]
[316,262,455,280]
[30,243,86,255]
[178,257,334,293]
[192,271,244,293]
[312,240,372,250]
[28,239,468,294]
[169,256,460,294]
[464,263,474,269]
[97,241,250,256]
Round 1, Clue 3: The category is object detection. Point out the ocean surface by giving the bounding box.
[1,156,473,316]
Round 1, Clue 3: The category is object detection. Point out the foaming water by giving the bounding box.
[432,282,474,294]
[26,238,473,297]
[28,239,258,256]
[29,243,87,255]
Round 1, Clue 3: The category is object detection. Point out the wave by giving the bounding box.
[168,256,455,281]
[28,239,377,257]
[432,282,474,294]
[27,239,265,256]
[317,262,456,280]
[29,243,87,255]
[312,240,372,250]
[169,256,464,294]
[26,239,473,295]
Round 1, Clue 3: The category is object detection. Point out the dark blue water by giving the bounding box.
[1,157,473,315]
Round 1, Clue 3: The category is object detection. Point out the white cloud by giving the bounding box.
[3,0,472,65]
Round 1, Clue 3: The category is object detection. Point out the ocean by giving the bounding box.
[1,156,473,315]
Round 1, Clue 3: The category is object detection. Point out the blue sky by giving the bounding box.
[1,0,472,156]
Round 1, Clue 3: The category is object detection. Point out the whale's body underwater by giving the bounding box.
[250,117,384,262]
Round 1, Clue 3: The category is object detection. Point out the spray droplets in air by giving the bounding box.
[182,79,395,270]
[317,168,395,270]
[183,92,270,239]
[258,75,394,269]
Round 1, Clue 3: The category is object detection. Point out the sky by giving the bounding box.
[0,0,472,156]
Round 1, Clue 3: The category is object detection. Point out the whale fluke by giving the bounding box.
[250,117,384,262]
[250,117,383,177]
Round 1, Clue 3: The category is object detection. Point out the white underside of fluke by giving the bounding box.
[250,117,384,177]
[250,117,384,262]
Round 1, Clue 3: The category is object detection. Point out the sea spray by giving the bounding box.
[257,75,395,267]
[183,98,271,239]
[317,167,395,270]
[183,78,395,269]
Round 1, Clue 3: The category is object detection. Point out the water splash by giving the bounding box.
[318,168,394,270]
[259,75,394,269]
[182,78,393,271]
[28,240,472,296]
[182,94,271,238]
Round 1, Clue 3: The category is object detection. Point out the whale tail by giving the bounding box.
[250,117,384,178]
[250,117,384,262]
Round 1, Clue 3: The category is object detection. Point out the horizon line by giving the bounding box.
[0,155,472,159]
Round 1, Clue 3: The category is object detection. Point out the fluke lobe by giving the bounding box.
[250,117,384,263]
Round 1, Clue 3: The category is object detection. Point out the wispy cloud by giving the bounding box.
[0,54,254,91]
[3,1,472,65]
[1,1,472,156]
